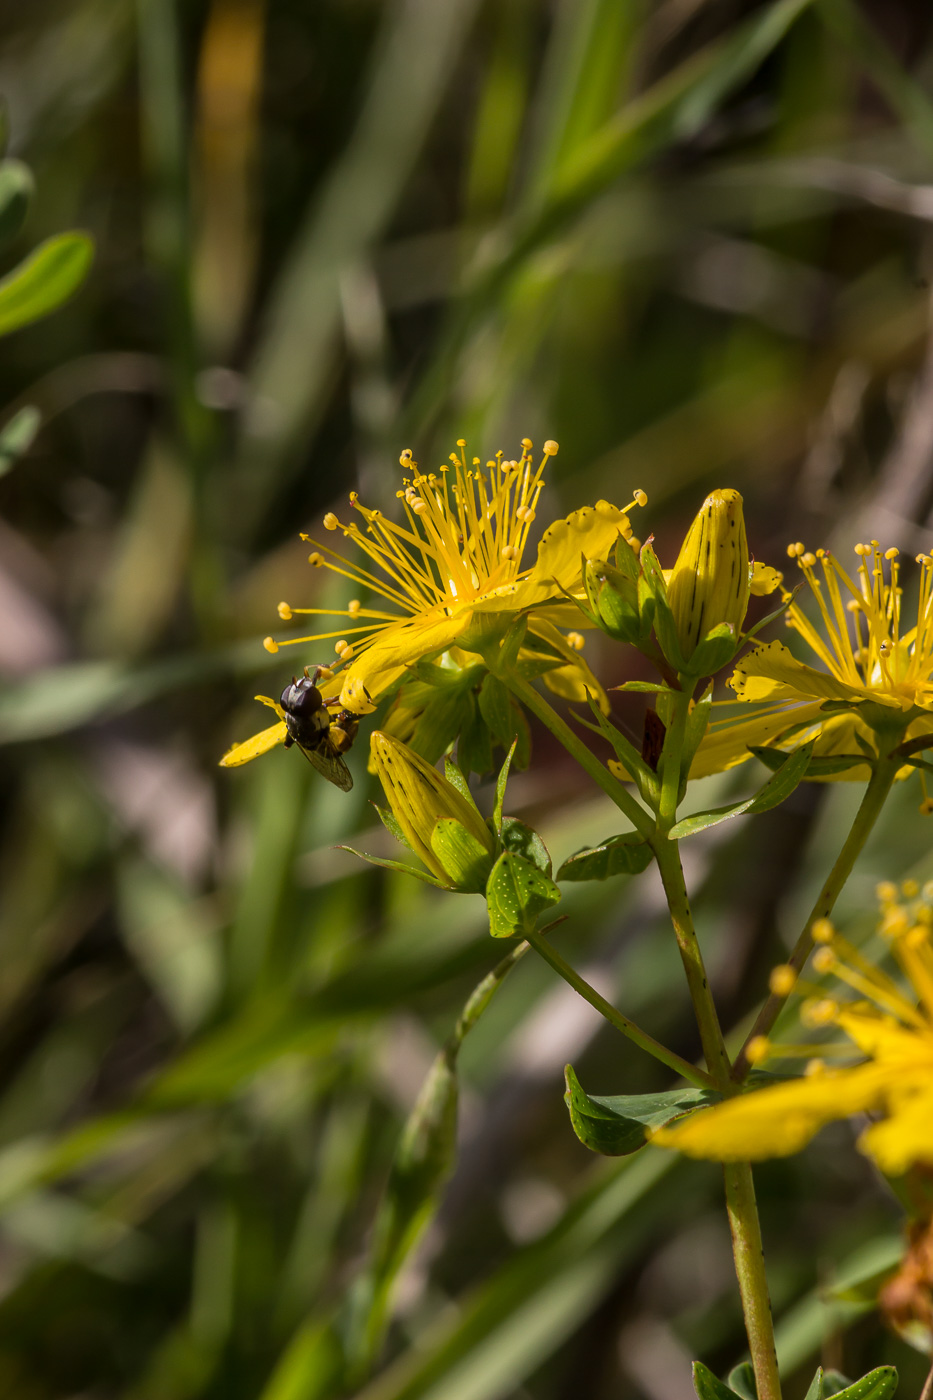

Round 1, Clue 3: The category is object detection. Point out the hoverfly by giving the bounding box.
[279,666,360,792]
[221,665,361,789]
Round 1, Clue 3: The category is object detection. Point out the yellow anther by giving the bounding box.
[277,602,293,620]
[812,917,835,943]
[902,879,920,898]
[769,964,797,997]
[921,799,933,816]
[316,666,334,680]
[855,542,871,556]
[501,545,518,561]
[263,637,279,654]
[804,1058,826,1078]
[812,946,835,975]
[399,449,412,465]
[876,881,898,904]
[924,881,933,901]
[566,632,585,651]
[543,439,559,456]
[905,925,929,951]
[746,1036,770,1065]
[323,512,339,531]
[633,489,647,507]
[885,547,899,560]
[348,599,362,616]
[846,599,860,612]
[308,552,324,567]
[881,907,910,940]
[521,437,532,450]
[800,552,817,568]
[456,438,466,447]
[801,997,838,1028]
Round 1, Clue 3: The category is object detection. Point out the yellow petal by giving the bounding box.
[652,1063,890,1161]
[730,640,894,706]
[667,489,750,655]
[750,562,783,596]
[689,700,826,779]
[858,1086,933,1173]
[220,720,288,767]
[526,620,609,712]
[498,501,627,611]
[338,612,469,712]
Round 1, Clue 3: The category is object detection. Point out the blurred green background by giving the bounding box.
[2,0,933,1396]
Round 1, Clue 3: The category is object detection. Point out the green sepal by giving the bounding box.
[669,740,814,839]
[693,1362,744,1400]
[0,405,40,479]
[565,1067,721,1157]
[429,819,496,894]
[727,1363,757,1400]
[338,846,444,888]
[557,832,653,882]
[479,673,514,748]
[583,558,643,644]
[443,756,479,808]
[456,694,494,777]
[679,686,712,794]
[494,614,528,673]
[499,816,551,877]
[684,621,738,677]
[372,803,411,850]
[0,159,33,247]
[640,543,687,672]
[486,850,561,938]
[804,1368,897,1400]
[410,686,475,764]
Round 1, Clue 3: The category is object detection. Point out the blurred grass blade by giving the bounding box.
[0,158,34,246]
[408,0,815,431]
[817,0,933,160]
[345,943,529,1382]
[0,232,93,336]
[234,0,481,531]
[0,405,40,478]
[353,1151,682,1400]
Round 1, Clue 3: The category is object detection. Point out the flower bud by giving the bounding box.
[667,489,750,664]
[370,732,497,891]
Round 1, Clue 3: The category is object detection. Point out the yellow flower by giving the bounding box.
[653,891,933,1175]
[266,439,643,713]
[692,542,933,779]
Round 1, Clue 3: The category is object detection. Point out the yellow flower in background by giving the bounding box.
[692,542,933,780]
[653,890,933,1175]
[266,439,644,713]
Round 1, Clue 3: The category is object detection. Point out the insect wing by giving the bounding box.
[220,720,288,767]
[297,739,354,792]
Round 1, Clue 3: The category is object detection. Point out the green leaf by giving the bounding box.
[669,741,814,838]
[681,684,712,779]
[456,694,493,777]
[0,231,94,336]
[578,693,659,804]
[831,1368,898,1400]
[486,851,561,938]
[728,1362,757,1400]
[611,680,667,693]
[499,816,551,876]
[0,159,33,246]
[564,1067,721,1156]
[557,832,653,882]
[479,673,515,747]
[442,755,477,806]
[748,745,867,777]
[685,621,738,676]
[693,1361,744,1400]
[429,819,495,893]
[0,405,40,479]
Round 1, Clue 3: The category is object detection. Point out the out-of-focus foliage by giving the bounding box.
[1,0,933,1396]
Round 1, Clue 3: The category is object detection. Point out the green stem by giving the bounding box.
[501,669,654,839]
[732,752,899,1081]
[724,1163,782,1400]
[658,687,689,833]
[525,929,717,1090]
